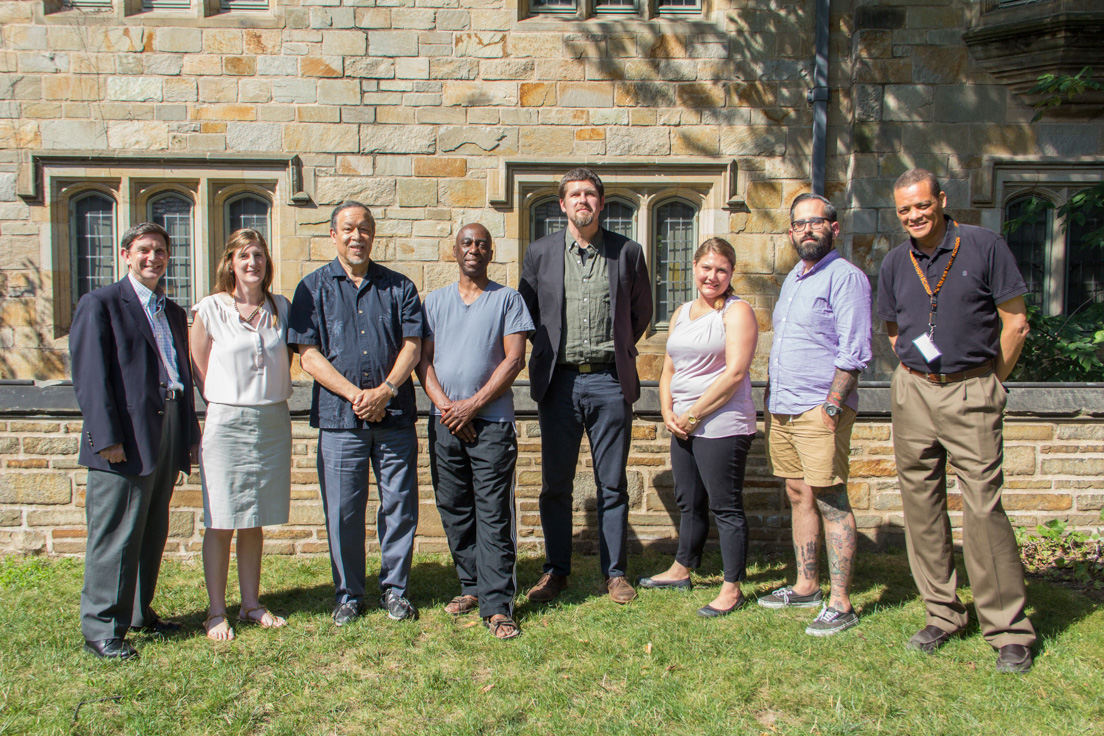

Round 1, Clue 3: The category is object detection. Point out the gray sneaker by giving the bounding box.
[379,589,417,621]
[757,586,824,609]
[805,606,859,636]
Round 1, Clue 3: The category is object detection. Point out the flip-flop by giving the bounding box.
[238,605,287,629]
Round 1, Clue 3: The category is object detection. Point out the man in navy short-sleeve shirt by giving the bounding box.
[877,169,1035,673]
[288,201,423,625]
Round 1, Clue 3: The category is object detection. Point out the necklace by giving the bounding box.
[237,300,263,325]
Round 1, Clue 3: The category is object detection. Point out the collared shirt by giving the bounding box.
[559,229,614,365]
[877,217,1027,374]
[127,272,183,391]
[769,250,872,414]
[287,258,423,430]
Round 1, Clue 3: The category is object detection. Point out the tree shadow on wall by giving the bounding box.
[0,260,67,380]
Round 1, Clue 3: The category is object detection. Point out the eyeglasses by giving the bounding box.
[791,217,831,231]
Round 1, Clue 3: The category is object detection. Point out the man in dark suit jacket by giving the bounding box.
[70,222,200,660]
[519,167,653,605]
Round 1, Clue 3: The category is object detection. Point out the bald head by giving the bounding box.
[454,223,493,284]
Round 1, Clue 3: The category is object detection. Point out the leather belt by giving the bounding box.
[164,388,184,401]
[560,362,614,374]
[902,360,993,385]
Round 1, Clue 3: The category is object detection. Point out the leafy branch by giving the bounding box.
[1029,66,1104,122]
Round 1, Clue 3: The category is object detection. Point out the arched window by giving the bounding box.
[654,199,698,323]
[1065,191,1104,315]
[149,192,195,309]
[531,198,568,241]
[70,192,116,310]
[599,199,636,241]
[226,193,271,242]
[1004,195,1050,309]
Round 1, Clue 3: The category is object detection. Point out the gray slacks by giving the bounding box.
[80,398,183,641]
[317,426,418,604]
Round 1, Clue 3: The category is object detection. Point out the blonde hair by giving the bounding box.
[693,237,737,310]
[213,229,274,308]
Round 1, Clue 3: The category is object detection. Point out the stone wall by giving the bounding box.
[0,1,1101,381]
[3,408,1102,558]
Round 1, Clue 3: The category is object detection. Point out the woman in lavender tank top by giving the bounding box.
[638,238,759,617]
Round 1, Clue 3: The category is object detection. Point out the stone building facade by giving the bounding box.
[1,0,1102,556]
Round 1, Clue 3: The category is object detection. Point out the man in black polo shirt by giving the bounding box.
[878,169,1035,673]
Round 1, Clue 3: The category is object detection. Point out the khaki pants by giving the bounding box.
[890,365,1035,649]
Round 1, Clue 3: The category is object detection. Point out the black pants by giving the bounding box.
[81,399,183,641]
[429,418,518,618]
[537,368,632,579]
[671,433,755,583]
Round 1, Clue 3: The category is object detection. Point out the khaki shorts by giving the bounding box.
[765,405,856,487]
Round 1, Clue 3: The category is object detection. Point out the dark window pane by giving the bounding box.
[657,0,700,8]
[150,194,194,309]
[72,193,116,306]
[1065,194,1104,315]
[531,199,568,241]
[599,200,636,240]
[1004,196,1049,309]
[531,0,575,11]
[655,200,697,324]
[227,195,270,242]
[596,0,636,10]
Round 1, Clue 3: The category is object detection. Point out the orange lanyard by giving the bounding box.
[908,225,960,336]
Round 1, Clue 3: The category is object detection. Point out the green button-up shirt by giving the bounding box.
[559,230,615,365]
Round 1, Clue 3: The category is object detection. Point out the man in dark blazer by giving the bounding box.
[70,221,200,660]
[519,167,653,605]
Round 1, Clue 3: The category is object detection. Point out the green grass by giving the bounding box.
[1,551,1102,736]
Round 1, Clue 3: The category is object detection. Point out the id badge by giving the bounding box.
[912,333,942,363]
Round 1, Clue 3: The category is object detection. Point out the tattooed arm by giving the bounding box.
[821,368,859,430]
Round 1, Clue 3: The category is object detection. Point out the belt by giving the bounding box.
[902,360,993,385]
[164,388,184,401]
[559,362,614,374]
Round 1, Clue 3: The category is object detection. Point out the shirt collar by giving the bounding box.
[127,272,164,312]
[567,227,604,255]
[793,248,839,280]
[909,216,958,259]
[327,257,378,282]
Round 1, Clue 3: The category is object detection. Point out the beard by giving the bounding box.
[794,230,833,263]
[569,209,596,230]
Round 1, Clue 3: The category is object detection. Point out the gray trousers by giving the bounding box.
[81,399,183,641]
[317,426,418,604]
[429,418,518,618]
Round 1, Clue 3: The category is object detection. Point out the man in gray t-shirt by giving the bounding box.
[416,223,533,640]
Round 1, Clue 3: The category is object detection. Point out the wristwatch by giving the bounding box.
[822,402,842,418]
[384,380,398,397]
[687,415,698,427]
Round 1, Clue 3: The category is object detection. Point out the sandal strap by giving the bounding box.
[484,615,520,639]
[205,612,231,630]
[239,605,269,623]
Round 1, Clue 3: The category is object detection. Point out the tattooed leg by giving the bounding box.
[785,478,821,595]
[815,483,857,612]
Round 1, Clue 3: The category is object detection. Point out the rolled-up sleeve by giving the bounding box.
[831,269,873,372]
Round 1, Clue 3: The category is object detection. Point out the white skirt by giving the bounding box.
[200,401,291,529]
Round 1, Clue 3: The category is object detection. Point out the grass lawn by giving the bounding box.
[1,550,1101,736]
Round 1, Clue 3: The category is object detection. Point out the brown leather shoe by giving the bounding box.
[604,576,638,604]
[526,573,568,602]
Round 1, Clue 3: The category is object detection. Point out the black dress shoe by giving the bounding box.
[131,613,182,636]
[637,575,693,591]
[84,638,139,660]
[995,644,1033,674]
[906,625,960,654]
[697,596,746,618]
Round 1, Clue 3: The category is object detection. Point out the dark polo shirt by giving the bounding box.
[288,258,424,430]
[877,216,1027,374]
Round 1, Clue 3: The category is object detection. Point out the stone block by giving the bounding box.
[395,58,430,80]
[507,34,563,59]
[883,84,933,122]
[284,123,358,153]
[1003,493,1072,511]
[272,78,317,104]
[26,508,84,526]
[720,126,787,156]
[224,57,257,77]
[240,80,272,104]
[199,78,238,103]
[912,47,967,85]
[345,58,396,79]
[164,78,198,103]
[257,56,298,77]
[107,77,162,103]
[360,125,436,154]
[558,82,613,109]
[934,85,1006,124]
[203,29,243,55]
[442,81,517,107]
[369,31,419,57]
[0,508,21,527]
[440,179,485,208]
[397,179,438,207]
[155,28,202,54]
[0,473,71,504]
[1004,446,1036,476]
[1056,425,1104,440]
[318,79,361,106]
[606,127,669,156]
[183,55,222,76]
[673,127,720,156]
[19,52,68,75]
[481,59,534,81]
[314,176,396,207]
[323,30,367,56]
[455,32,506,59]
[40,120,107,149]
[413,158,466,178]
[300,56,343,78]
[1040,458,1104,476]
[519,126,574,157]
[676,82,726,108]
[520,83,556,107]
[227,123,283,153]
[244,30,282,55]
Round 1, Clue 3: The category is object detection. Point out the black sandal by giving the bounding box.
[483,615,521,640]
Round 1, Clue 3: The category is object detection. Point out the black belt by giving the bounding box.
[559,362,614,374]
[164,388,184,401]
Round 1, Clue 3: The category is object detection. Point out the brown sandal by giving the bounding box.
[483,614,521,640]
[444,595,479,616]
[204,612,235,641]
[238,605,286,629]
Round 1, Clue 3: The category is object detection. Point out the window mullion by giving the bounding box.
[1050,196,1065,316]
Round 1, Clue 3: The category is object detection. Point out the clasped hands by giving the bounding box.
[436,397,478,442]
[351,384,393,423]
[663,410,696,440]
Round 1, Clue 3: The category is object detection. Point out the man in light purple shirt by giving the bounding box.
[760,193,872,637]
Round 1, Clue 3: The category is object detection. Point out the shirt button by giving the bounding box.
[360,330,364,334]
[358,310,363,314]
[362,351,367,355]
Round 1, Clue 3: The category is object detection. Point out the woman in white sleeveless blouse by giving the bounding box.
[190,230,293,640]
[638,238,760,617]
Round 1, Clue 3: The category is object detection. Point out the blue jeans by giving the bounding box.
[317,425,418,604]
[537,367,632,579]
